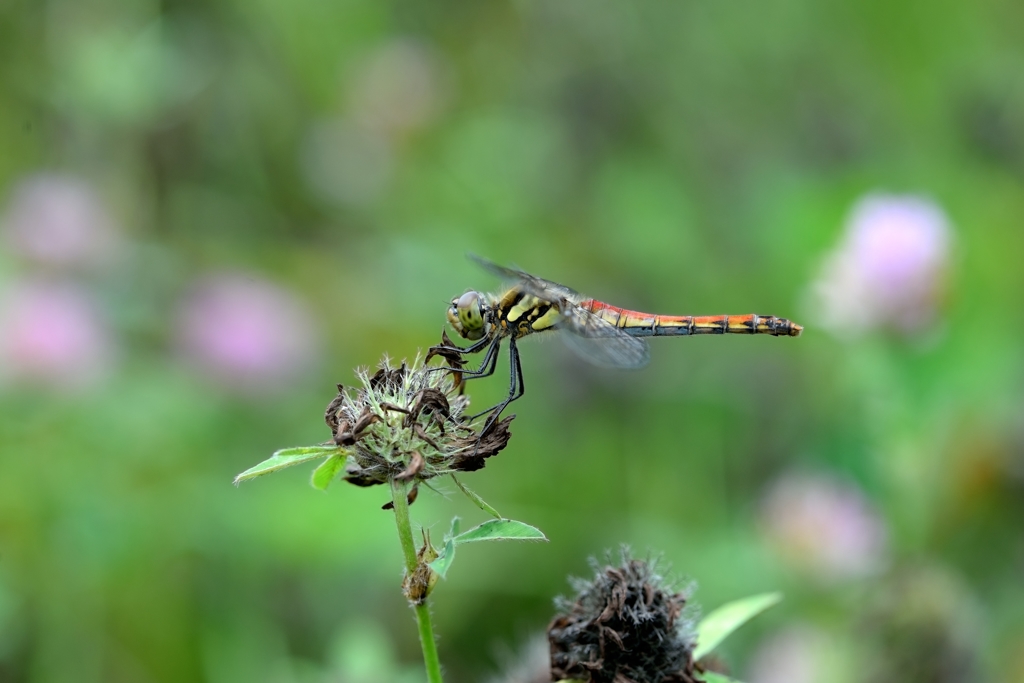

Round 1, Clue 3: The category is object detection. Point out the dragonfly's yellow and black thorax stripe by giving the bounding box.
[497,289,562,338]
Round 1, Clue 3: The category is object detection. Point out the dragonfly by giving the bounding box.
[433,256,802,430]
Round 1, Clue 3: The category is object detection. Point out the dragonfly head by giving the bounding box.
[448,290,488,340]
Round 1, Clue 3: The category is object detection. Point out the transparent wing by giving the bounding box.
[469,254,580,302]
[557,304,651,369]
[469,254,651,369]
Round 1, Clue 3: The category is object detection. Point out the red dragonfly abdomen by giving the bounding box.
[581,300,803,337]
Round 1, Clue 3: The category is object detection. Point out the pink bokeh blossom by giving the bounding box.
[746,626,831,683]
[0,279,115,390]
[300,120,394,206]
[1,174,119,269]
[175,273,319,389]
[300,39,449,207]
[809,193,952,335]
[348,39,448,138]
[760,471,888,582]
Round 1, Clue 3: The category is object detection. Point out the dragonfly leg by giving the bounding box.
[476,336,526,434]
[426,335,498,378]
[457,336,503,380]
[425,331,493,374]
[428,338,505,429]
[465,339,513,420]
[432,335,492,355]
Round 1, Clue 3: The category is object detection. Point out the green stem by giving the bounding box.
[390,479,443,683]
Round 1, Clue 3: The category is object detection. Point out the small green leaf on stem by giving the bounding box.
[233,446,342,485]
[454,519,547,544]
[428,517,546,578]
[451,474,502,519]
[426,517,461,579]
[310,452,346,490]
[428,537,456,579]
[694,592,782,660]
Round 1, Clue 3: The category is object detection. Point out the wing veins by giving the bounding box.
[470,255,650,369]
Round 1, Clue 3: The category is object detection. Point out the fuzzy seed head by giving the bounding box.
[549,549,699,683]
[325,355,513,489]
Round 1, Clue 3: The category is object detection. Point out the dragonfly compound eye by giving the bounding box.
[455,291,485,340]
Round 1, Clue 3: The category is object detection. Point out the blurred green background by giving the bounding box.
[2,0,1024,681]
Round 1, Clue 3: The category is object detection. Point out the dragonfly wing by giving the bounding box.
[558,305,651,369]
[469,255,650,369]
[468,254,580,302]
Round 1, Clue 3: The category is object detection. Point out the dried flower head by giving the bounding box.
[326,355,514,492]
[549,550,699,683]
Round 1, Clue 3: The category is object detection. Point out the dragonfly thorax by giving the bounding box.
[448,290,491,341]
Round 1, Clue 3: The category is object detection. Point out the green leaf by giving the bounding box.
[429,517,546,580]
[453,519,547,544]
[451,474,502,519]
[699,672,741,683]
[427,517,461,580]
[428,537,456,579]
[447,516,461,540]
[233,446,343,485]
[694,592,782,660]
[310,452,346,490]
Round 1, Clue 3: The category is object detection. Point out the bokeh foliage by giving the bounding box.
[2,0,1024,681]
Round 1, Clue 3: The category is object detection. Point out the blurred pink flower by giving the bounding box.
[300,39,448,207]
[746,626,830,683]
[300,119,394,206]
[760,471,887,582]
[1,174,119,269]
[175,273,319,389]
[347,39,448,138]
[0,279,115,390]
[809,193,952,335]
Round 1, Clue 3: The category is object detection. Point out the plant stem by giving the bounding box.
[391,479,443,683]
[412,599,442,682]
